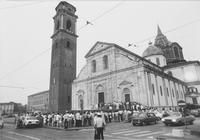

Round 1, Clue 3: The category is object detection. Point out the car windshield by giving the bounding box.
[26,117,38,120]
[132,112,140,117]
[138,113,146,118]
[168,112,181,117]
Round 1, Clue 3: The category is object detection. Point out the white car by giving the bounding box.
[161,112,195,126]
[0,116,4,128]
[23,116,40,127]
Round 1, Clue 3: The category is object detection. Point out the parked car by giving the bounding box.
[0,116,4,128]
[132,112,158,126]
[161,112,195,126]
[23,116,40,127]
[128,112,139,122]
[190,109,200,117]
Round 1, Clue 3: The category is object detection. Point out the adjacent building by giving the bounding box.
[0,102,25,115]
[27,90,49,113]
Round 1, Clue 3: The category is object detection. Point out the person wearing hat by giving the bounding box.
[94,112,106,140]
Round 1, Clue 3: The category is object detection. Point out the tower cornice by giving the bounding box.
[53,12,78,20]
[51,29,78,39]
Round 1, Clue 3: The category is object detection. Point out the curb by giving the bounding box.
[190,130,200,136]
[43,126,93,131]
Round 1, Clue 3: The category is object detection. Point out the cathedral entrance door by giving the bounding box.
[98,92,104,108]
[125,94,130,102]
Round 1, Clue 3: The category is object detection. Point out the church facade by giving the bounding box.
[72,41,187,110]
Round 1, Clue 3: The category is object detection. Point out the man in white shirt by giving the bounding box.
[94,113,106,140]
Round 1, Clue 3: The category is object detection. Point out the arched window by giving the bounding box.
[166,88,169,96]
[168,71,173,76]
[103,55,108,69]
[67,41,70,48]
[56,20,59,30]
[92,60,96,72]
[66,20,71,30]
[156,58,160,66]
[174,47,179,58]
[160,86,163,96]
[152,84,155,95]
[172,89,175,97]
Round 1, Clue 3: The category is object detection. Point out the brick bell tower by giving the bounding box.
[49,1,78,113]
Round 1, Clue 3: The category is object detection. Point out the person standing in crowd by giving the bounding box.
[63,111,69,129]
[94,113,106,140]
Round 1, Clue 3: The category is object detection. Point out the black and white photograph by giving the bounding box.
[0,0,200,139]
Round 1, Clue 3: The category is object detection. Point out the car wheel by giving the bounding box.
[164,123,168,126]
[142,122,146,126]
[132,123,135,126]
[155,121,157,124]
[190,121,193,125]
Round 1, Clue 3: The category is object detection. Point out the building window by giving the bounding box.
[152,84,155,95]
[172,89,175,97]
[67,41,70,48]
[166,88,169,96]
[168,71,173,76]
[66,20,71,30]
[160,86,163,96]
[56,20,59,30]
[92,60,96,72]
[103,55,108,69]
[156,58,160,66]
[174,47,179,58]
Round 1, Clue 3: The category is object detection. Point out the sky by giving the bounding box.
[0,0,200,105]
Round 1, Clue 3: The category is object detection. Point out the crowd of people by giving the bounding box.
[16,109,178,129]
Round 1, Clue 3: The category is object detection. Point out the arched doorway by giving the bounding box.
[96,85,105,109]
[123,88,131,110]
[123,88,131,102]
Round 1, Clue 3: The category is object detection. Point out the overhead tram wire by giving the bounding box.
[2,1,199,82]
[0,48,50,81]
[0,1,49,10]
[0,85,25,89]
[0,0,126,82]
[78,0,126,32]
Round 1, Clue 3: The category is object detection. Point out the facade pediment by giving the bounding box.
[119,80,132,86]
[85,41,114,58]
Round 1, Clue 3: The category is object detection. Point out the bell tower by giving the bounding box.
[49,1,78,113]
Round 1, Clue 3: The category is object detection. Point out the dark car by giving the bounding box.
[132,112,158,126]
[161,112,195,126]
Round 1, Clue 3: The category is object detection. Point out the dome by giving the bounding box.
[142,44,164,57]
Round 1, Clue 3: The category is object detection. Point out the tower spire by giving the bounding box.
[157,25,163,35]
